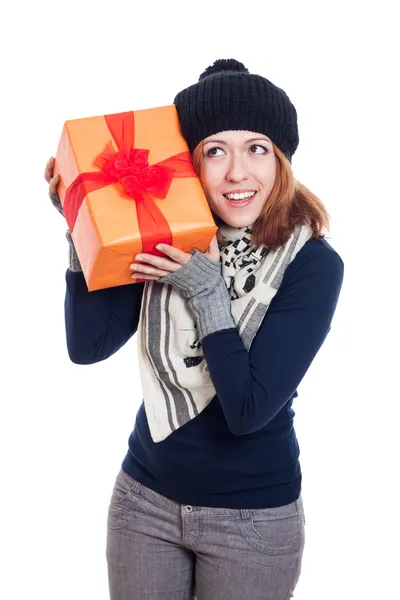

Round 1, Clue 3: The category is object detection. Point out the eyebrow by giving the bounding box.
[203,137,271,146]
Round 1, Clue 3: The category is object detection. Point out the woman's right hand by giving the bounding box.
[44,157,60,194]
[45,156,82,271]
[44,156,64,216]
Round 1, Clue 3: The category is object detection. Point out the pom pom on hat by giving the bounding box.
[199,59,249,80]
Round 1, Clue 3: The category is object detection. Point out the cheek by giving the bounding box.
[258,160,276,194]
[199,169,221,205]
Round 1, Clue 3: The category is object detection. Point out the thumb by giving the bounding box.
[205,235,220,263]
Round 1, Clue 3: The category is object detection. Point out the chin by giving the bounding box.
[219,214,256,228]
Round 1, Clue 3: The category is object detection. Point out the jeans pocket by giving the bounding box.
[107,470,143,530]
[223,501,305,568]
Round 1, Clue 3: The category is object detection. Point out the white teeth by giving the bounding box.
[225,191,256,200]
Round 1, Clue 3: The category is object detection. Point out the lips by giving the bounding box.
[223,191,257,207]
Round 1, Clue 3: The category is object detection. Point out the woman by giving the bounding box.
[45,59,344,600]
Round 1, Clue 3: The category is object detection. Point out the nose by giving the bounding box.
[225,153,249,183]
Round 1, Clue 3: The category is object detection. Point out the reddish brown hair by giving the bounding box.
[191,141,330,250]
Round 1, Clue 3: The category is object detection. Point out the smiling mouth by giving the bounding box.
[223,191,256,201]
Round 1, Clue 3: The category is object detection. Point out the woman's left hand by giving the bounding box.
[130,234,220,281]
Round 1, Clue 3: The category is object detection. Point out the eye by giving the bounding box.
[206,146,225,157]
[249,144,268,154]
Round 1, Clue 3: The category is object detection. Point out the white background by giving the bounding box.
[2,1,399,598]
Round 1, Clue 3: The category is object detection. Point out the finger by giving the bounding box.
[155,244,191,266]
[205,235,221,262]
[49,174,60,194]
[133,253,182,272]
[209,235,219,252]
[130,263,171,277]
[131,273,159,281]
[44,157,55,183]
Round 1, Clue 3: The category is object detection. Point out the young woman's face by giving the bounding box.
[200,130,276,228]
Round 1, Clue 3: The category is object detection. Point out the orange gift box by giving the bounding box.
[54,105,217,291]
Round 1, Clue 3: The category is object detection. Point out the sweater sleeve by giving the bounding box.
[65,270,145,364]
[201,246,345,436]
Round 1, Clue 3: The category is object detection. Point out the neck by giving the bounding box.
[218,223,252,245]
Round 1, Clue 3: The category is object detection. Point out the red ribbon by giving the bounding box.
[63,111,197,255]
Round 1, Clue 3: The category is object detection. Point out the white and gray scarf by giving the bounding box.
[137,222,313,442]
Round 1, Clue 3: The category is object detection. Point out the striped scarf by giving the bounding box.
[137,222,314,442]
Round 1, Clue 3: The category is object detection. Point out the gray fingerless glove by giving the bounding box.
[158,250,235,341]
[49,191,82,272]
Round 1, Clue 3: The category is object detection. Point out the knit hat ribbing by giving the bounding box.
[174,59,299,161]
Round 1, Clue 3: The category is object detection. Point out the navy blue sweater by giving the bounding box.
[65,237,344,508]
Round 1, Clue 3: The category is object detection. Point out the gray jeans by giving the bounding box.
[106,468,305,600]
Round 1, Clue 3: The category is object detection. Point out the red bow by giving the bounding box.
[63,111,197,256]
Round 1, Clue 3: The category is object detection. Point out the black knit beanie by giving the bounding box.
[174,59,299,162]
